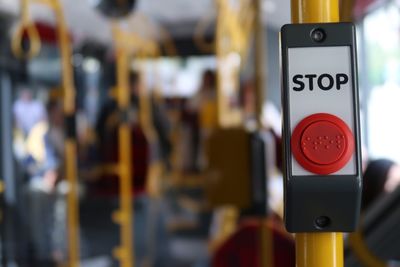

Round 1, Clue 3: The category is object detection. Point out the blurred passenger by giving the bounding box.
[23,99,65,267]
[25,100,64,182]
[362,159,400,211]
[196,70,218,131]
[94,71,149,195]
[13,88,46,137]
[46,100,65,158]
[150,90,172,169]
[187,69,217,171]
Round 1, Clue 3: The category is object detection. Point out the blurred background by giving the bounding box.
[0,0,399,267]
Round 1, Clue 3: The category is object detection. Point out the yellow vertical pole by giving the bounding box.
[20,0,29,29]
[253,0,273,266]
[11,1,80,265]
[290,1,342,267]
[112,27,134,267]
[215,0,223,128]
[291,0,339,24]
[13,1,80,265]
[296,232,343,267]
[340,0,356,22]
[48,1,81,267]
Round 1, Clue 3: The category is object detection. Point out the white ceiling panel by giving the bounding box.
[0,0,290,44]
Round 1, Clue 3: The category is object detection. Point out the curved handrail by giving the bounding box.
[11,0,41,59]
[193,10,215,53]
[348,229,387,267]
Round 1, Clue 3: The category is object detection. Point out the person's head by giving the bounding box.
[362,159,400,211]
[46,100,63,127]
[201,69,216,91]
[19,88,33,101]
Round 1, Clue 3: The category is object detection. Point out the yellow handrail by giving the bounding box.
[216,0,254,59]
[112,25,135,267]
[51,3,80,267]
[127,13,177,57]
[195,0,254,57]
[296,232,343,267]
[215,0,254,127]
[193,10,215,53]
[11,0,41,59]
[49,2,80,267]
[15,1,81,266]
[291,1,341,266]
[340,0,356,22]
[111,24,169,266]
[0,181,4,194]
[291,0,339,24]
[348,229,386,267]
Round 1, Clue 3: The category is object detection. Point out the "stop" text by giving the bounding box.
[292,73,349,91]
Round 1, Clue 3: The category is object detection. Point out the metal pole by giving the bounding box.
[12,1,80,265]
[340,0,356,22]
[296,232,343,267]
[51,1,81,266]
[253,0,273,266]
[290,1,343,267]
[291,0,339,24]
[112,27,134,267]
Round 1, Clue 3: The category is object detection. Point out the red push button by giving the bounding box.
[291,113,354,175]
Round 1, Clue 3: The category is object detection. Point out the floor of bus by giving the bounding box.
[1,186,211,267]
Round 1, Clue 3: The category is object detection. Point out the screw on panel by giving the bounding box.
[315,216,331,229]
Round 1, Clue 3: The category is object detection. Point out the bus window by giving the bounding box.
[364,2,400,162]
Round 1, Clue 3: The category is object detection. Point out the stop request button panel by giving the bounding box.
[281,23,362,233]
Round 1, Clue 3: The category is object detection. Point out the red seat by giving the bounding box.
[212,218,295,267]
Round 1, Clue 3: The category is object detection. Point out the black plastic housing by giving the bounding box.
[280,23,362,233]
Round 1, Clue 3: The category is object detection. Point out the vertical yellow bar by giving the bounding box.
[290,1,342,267]
[118,125,134,267]
[260,219,273,267]
[65,140,80,267]
[296,233,343,267]
[291,0,339,24]
[114,29,134,267]
[21,0,29,24]
[340,0,356,22]
[52,1,80,267]
[215,0,223,127]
